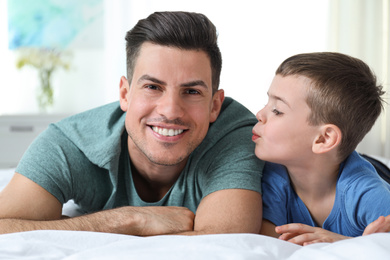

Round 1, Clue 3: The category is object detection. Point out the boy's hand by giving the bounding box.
[275,223,349,246]
[363,215,390,235]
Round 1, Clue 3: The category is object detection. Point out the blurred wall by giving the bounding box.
[0,0,330,115]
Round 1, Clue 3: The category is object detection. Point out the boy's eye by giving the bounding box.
[272,108,283,116]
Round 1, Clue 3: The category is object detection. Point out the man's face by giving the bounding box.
[120,42,223,167]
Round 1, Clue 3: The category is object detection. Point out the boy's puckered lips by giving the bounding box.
[252,129,260,141]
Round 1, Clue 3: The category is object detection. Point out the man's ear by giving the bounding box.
[312,124,342,154]
[119,76,130,112]
[209,89,225,123]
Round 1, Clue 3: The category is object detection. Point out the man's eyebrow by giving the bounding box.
[138,74,166,85]
[181,80,208,89]
[138,74,209,90]
[267,92,291,108]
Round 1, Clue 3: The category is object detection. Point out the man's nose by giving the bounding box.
[156,92,185,120]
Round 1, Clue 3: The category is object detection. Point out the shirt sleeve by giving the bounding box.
[345,173,390,231]
[261,162,290,226]
[16,124,111,211]
[197,125,264,198]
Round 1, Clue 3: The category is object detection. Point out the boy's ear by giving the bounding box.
[312,124,342,154]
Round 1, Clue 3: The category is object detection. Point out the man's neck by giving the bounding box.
[128,150,188,203]
[131,164,181,202]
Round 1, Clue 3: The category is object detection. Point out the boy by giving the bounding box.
[252,52,390,245]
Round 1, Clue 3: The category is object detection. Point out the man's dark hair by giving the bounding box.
[125,11,222,93]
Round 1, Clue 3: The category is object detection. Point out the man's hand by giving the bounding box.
[363,215,390,236]
[275,223,349,246]
[114,206,195,236]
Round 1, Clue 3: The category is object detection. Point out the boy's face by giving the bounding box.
[252,75,320,165]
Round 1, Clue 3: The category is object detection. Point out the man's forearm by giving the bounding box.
[0,218,85,234]
[0,209,134,234]
[0,206,194,235]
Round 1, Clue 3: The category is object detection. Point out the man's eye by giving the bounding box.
[146,85,159,90]
[272,108,283,116]
[186,89,200,95]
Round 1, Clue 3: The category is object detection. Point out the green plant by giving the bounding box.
[16,47,71,111]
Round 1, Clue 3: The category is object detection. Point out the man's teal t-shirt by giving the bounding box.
[16,97,264,214]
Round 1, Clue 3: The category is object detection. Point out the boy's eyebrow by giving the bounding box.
[267,92,291,108]
[138,74,209,90]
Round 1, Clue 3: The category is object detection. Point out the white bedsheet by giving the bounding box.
[1,166,390,259]
[0,230,388,259]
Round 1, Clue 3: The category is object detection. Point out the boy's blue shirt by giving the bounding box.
[262,151,390,236]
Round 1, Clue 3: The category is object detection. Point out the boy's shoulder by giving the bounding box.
[360,154,390,184]
[338,151,388,187]
[341,151,376,174]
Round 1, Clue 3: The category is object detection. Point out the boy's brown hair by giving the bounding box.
[276,52,385,161]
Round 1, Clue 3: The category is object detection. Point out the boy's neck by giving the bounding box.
[286,157,340,227]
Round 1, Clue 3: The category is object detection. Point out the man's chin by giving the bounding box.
[147,154,188,167]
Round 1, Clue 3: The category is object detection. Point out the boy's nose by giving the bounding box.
[256,108,266,123]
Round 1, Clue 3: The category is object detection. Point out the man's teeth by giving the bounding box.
[152,126,184,136]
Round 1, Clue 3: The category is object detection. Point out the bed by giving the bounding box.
[1,161,390,259]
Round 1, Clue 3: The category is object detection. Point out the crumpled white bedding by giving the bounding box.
[1,165,390,259]
[0,230,389,260]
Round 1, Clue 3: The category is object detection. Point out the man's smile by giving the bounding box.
[152,126,185,137]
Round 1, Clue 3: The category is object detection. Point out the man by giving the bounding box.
[0,11,263,235]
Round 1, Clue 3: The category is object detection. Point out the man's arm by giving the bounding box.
[260,219,279,237]
[178,189,262,235]
[0,173,194,235]
[0,174,261,235]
